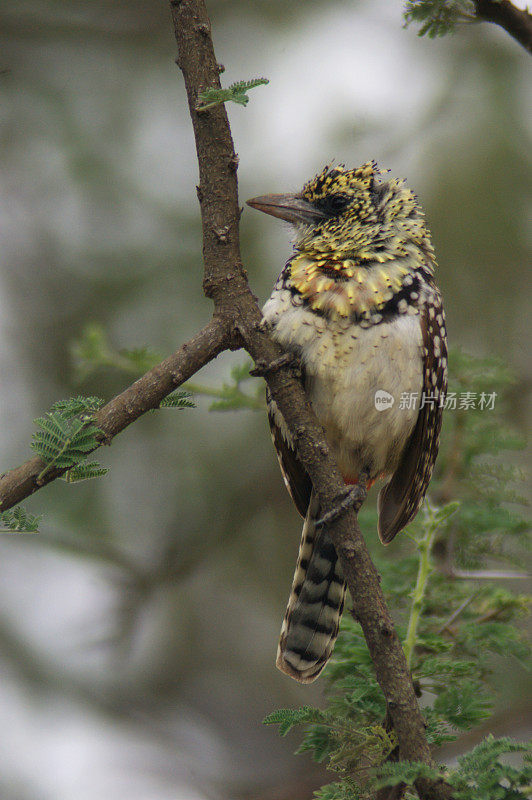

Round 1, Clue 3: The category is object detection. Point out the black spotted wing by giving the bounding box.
[267,389,312,518]
[377,286,447,544]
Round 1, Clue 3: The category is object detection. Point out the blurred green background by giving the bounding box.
[0,1,530,798]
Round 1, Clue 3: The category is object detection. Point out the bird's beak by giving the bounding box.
[246,193,326,225]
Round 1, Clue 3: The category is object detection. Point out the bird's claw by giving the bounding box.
[250,352,300,378]
[315,483,367,529]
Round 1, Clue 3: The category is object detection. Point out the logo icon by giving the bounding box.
[374,390,394,411]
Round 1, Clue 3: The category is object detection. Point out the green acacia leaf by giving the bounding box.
[0,506,42,533]
[159,390,195,409]
[263,706,327,736]
[197,77,269,110]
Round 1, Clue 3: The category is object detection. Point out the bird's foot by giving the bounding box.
[250,352,300,378]
[315,468,371,529]
[315,483,367,529]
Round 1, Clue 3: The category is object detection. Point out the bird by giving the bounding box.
[246,161,447,683]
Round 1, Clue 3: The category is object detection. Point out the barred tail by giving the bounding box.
[277,492,346,683]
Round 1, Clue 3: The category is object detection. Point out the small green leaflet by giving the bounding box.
[0,506,41,534]
[197,77,269,111]
[159,390,195,409]
[32,397,105,481]
[61,462,109,483]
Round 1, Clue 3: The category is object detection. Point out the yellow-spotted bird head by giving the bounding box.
[247,162,437,320]
[247,161,433,263]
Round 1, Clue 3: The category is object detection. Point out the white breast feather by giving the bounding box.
[263,289,424,480]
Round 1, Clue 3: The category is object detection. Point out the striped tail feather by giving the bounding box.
[277,492,347,683]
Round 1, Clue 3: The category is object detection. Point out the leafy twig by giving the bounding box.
[404,0,476,37]
[0,506,41,534]
[159,389,196,409]
[72,324,263,411]
[196,77,269,111]
[403,500,460,669]
[404,0,532,53]
[32,410,104,483]
[0,319,230,510]
[61,463,109,483]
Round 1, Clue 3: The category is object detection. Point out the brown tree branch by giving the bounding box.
[0,316,231,511]
[170,1,453,798]
[474,0,532,54]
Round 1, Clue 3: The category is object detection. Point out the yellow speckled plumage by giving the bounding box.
[247,161,447,683]
[289,252,411,320]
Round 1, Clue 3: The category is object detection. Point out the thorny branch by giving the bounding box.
[0,318,232,509]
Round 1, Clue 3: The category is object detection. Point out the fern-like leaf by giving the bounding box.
[403,1,475,38]
[32,407,103,480]
[296,724,335,763]
[159,390,195,409]
[61,462,109,483]
[263,706,326,737]
[433,679,493,730]
[50,397,104,419]
[313,780,362,800]
[372,760,444,790]
[450,736,532,799]
[0,506,41,533]
[197,77,269,110]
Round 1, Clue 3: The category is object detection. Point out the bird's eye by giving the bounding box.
[314,194,350,216]
[329,194,349,212]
